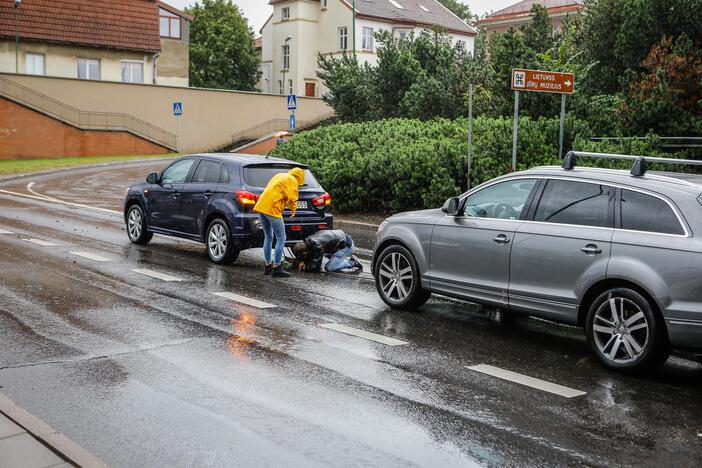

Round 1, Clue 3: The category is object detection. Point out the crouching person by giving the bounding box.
[291,229,363,273]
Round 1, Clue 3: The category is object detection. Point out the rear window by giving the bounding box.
[243,164,320,188]
[621,189,684,235]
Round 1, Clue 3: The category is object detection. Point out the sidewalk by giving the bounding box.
[0,393,105,468]
[0,411,73,468]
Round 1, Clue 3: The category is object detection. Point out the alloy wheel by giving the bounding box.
[593,296,650,364]
[208,223,227,260]
[128,208,142,240]
[378,252,413,301]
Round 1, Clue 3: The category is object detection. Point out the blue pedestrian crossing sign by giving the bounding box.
[172,101,183,116]
[289,113,296,131]
[287,94,297,110]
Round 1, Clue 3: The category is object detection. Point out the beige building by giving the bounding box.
[259,0,477,98]
[0,0,190,86]
[477,0,585,35]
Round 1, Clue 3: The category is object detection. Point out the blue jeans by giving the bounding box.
[259,213,286,265]
[325,235,355,272]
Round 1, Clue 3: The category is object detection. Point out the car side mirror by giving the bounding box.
[441,197,460,216]
[146,172,158,184]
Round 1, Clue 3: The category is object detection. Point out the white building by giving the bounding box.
[259,0,477,97]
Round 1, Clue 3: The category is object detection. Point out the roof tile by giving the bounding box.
[0,0,161,52]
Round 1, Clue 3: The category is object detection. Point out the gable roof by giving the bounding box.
[482,0,584,21]
[0,0,161,53]
[352,0,476,35]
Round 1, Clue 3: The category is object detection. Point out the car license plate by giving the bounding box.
[296,201,308,209]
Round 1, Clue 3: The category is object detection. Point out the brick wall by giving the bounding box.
[0,97,169,159]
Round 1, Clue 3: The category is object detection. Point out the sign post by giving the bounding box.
[511,69,575,169]
[172,101,183,153]
[287,94,297,134]
[467,82,473,190]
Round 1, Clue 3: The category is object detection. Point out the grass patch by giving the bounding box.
[0,154,177,176]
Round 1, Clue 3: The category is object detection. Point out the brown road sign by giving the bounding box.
[512,69,575,94]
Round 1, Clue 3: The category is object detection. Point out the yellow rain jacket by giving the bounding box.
[253,167,305,218]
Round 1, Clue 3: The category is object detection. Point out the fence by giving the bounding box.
[589,137,702,150]
[0,75,178,151]
[230,111,336,147]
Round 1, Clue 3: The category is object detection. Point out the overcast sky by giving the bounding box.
[165,0,517,33]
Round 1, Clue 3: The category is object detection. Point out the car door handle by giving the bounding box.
[580,244,602,255]
[172,191,181,199]
[493,234,511,245]
[203,190,213,198]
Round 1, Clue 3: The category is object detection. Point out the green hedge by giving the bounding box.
[270,117,690,213]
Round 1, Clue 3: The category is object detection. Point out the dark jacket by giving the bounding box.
[301,229,348,272]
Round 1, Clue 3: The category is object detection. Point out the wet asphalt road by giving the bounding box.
[0,160,701,467]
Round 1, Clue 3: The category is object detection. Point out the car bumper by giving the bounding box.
[231,212,333,249]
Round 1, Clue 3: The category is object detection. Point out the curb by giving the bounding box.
[0,393,107,468]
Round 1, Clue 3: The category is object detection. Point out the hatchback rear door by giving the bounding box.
[178,158,221,235]
[509,179,615,322]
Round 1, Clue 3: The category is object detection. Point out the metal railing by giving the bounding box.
[590,136,702,149]
[0,76,178,151]
[230,111,335,146]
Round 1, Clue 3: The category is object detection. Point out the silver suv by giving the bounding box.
[372,152,702,373]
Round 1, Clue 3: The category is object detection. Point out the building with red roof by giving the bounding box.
[477,0,585,35]
[0,0,191,86]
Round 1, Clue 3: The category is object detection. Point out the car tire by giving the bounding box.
[126,204,153,245]
[206,218,239,265]
[585,287,670,374]
[374,245,430,310]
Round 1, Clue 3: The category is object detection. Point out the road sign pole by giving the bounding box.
[292,109,296,135]
[467,82,473,190]
[176,116,181,153]
[558,93,567,160]
[512,90,519,172]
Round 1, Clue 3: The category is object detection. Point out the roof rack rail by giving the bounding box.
[562,151,702,177]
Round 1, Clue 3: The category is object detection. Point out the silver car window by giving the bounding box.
[535,180,613,228]
[463,179,536,220]
[621,189,684,235]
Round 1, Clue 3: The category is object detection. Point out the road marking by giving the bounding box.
[23,238,58,247]
[70,251,111,262]
[131,268,183,282]
[211,292,277,309]
[319,323,408,346]
[0,228,13,234]
[0,188,120,215]
[466,364,586,399]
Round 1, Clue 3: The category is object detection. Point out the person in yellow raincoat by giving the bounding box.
[253,167,305,278]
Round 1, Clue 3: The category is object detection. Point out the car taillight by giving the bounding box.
[236,191,259,207]
[291,225,302,231]
[312,192,331,207]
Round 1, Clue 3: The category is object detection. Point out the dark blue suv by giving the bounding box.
[123,153,333,264]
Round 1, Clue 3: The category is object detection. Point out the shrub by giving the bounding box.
[271,117,691,214]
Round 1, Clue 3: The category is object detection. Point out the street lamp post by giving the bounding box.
[14,0,21,73]
[352,0,356,58]
[281,35,291,95]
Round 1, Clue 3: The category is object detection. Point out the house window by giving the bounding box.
[456,40,466,49]
[305,82,316,97]
[338,27,348,50]
[77,59,100,80]
[25,53,45,75]
[398,31,407,40]
[282,44,290,69]
[282,7,290,20]
[322,0,328,8]
[362,27,374,51]
[159,8,181,39]
[288,79,293,95]
[279,80,283,95]
[121,61,143,84]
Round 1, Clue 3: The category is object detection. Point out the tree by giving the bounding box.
[187,0,260,91]
[521,4,554,54]
[316,54,375,122]
[436,0,473,23]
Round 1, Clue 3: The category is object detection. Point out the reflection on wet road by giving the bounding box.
[0,160,701,467]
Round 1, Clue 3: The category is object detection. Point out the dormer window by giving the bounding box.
[159,8,181,39]
[282,7,290,20]
[388,0,404,9]
[419,5,430,12]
